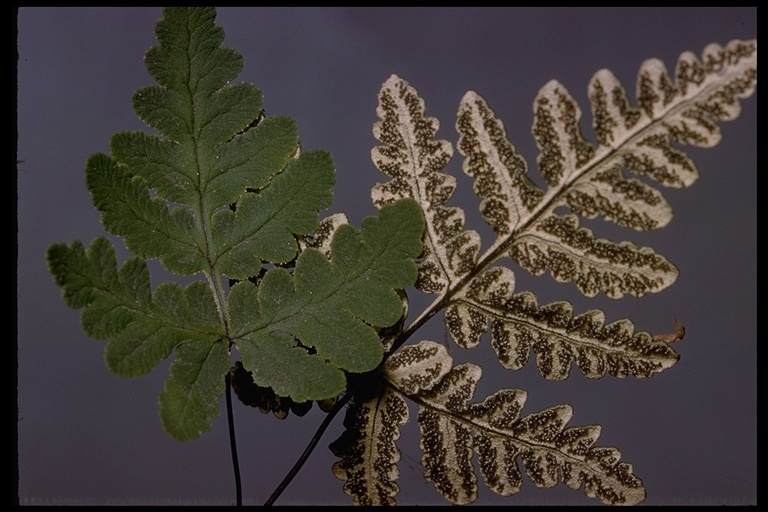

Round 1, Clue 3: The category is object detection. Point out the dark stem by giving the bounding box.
[225,372,243,506]
[263,391,352,506]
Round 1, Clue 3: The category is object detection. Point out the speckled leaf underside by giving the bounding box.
[370,40,756,379]
[332,341,647,505]
[340,39,757,505]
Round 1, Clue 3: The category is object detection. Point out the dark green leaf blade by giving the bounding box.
[229,198,425,402]
[237,331,348,403]
[46,237,223,379]
[139,7,243,139]
[85,153,204,275]
[110,113,300,210]
[212,149,336,279]
[159,339,230,441]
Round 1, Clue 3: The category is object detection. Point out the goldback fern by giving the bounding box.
[46,7,757,506]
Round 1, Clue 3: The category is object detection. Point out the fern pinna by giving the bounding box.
[330,43,756,506]
[45,7,756,506]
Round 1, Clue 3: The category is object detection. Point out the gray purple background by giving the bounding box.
[17,7,756,506]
